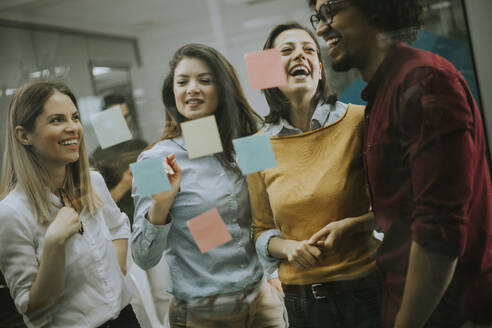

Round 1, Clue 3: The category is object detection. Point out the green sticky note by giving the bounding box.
[233,134,277,175]
[130,157,171,196]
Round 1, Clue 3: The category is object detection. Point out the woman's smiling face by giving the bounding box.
[23,91,83,171]
[274,28,323,100]
[173,57,219,120]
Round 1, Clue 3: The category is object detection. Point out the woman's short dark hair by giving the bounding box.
[262,22,336,125]
[102,93,126,110]
[307,0,423,43]
[160,43,262,171]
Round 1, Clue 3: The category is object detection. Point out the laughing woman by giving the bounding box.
[248,22,382,328]
[0,81,138,328]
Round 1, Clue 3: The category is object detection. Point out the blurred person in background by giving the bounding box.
[91,93,147,226]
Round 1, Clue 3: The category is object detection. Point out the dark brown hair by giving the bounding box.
[159,43,262,171]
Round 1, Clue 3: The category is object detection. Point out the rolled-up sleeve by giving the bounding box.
[91,171,131,240]
[399,68,475,257]
[247,171,281,272]
[130,152,171,271]
[256,229,282,274]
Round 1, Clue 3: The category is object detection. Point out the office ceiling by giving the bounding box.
[0,0,310,37]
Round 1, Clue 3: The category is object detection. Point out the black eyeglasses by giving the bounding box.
[310,0,350,30]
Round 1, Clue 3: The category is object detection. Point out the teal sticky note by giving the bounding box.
[130,157,171,196]
[233,134,277,175]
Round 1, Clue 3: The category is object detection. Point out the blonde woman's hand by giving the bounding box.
[45,207,81,245]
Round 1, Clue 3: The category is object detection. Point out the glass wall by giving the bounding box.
[0,0,491,327]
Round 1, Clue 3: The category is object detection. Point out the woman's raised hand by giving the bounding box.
[45,207,81,244]
[147,154,182,225]
[165,154,181,196]
[152,154,181,203]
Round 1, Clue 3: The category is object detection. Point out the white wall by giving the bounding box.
[132,0,311,143]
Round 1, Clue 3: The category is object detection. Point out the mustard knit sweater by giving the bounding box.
[248,104,379,285]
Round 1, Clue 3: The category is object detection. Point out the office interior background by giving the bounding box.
[0,0,491,171]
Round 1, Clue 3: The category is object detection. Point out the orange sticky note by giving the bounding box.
[186,208,232,253]
[244,48,287,90]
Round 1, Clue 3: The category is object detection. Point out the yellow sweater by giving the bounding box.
[248,104,379,285]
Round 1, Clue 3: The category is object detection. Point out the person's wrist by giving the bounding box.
[45,232,68,246]
[117,180,131,193]
[148,202,171,225]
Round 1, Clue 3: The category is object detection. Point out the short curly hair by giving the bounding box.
[307,0,424,43]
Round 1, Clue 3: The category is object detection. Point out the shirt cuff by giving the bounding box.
[411,214,466,257]
[141,216,171,248]
[255,229,282,275]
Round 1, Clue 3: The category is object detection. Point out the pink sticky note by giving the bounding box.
[245,48,287,90]
[187,208,232,253]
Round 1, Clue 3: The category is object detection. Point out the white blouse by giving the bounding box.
[0,171,131,328]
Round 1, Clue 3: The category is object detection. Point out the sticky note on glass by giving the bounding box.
[233,134,277,175]
[244,48,287,90]
[130,157,171,196]
[91,106,132,149]
[187,208,232,253]
[180,115,223,159]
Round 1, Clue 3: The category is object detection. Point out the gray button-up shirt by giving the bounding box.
[257,101,349,273]
[131,137,263,301]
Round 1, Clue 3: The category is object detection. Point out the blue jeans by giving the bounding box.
[284,271,382,328]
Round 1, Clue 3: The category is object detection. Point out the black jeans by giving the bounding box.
[97,304,140,328]
[0,273,26,328]
[284,271,382,328]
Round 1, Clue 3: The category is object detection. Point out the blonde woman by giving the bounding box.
[0,81,138,327]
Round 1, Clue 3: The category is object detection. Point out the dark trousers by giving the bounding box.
[284,271,382,328]
[97,304,140,328]
[0,273,26,328]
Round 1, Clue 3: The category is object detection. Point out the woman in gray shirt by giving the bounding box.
[131,43,286,328]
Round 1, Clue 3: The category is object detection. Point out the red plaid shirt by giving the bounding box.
[362,43,492,327]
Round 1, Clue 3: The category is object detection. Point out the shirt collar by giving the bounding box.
[362,42,404,103]
[264,101,345,137]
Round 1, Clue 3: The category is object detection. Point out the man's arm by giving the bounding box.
[394,241,457,328]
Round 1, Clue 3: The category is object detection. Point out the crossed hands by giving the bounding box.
[283,218,355,270]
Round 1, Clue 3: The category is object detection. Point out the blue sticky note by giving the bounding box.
[130,157,171,196]
[233,134,277,175]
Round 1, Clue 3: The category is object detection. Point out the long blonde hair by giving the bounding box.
[0,80,101,224]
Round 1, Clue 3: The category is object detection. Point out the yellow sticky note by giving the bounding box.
[180,115,223,159]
